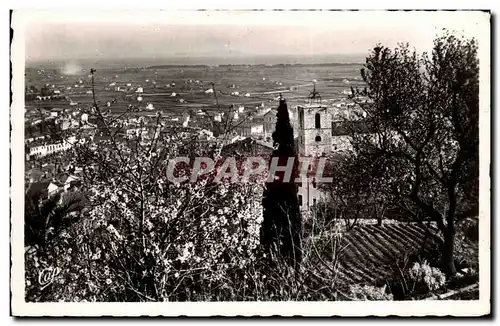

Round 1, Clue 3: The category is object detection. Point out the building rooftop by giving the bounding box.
[296,103,331,109]
[221,137,274,156]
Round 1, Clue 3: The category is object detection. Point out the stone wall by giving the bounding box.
[297,105,333,156]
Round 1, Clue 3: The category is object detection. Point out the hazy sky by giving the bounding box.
[18,10,487,62]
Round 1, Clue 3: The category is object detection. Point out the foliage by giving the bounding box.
[408,260,446,292]
[458,217,479,242]
[67,121,266,300]
[25,189,84,249]
[262,97,302,266]
[24,144,344,301]
[347,284,393,301]
[321,154,390,230]
[349,31,479,275]
[24,74,343,301]
[24,31,481,301]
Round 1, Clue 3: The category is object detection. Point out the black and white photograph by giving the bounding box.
[10,9,490,316]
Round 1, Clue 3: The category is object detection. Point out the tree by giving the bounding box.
[25,85,39,101]
[40,86,52,97]
[25,189,84,249]
[349,32,479,275]
[35,69,266,301]
[322,153,383,230]
[261,96,302,267]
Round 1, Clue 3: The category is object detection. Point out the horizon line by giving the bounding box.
[25,53,368,63]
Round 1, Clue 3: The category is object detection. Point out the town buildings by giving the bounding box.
[27,138,74,159]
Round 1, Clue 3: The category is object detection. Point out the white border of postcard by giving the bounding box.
[10,9,491,317]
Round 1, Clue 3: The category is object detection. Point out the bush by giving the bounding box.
[347,284,393,301]
[25,128,347,302]
[25,201,346,302]
[458,217,479,242]
[408,260,446,292]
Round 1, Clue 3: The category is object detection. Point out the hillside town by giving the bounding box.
[25,81,365,212]
[16,9,485,311]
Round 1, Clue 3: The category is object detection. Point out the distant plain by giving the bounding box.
[25,56,366,115]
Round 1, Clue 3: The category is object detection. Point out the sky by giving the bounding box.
[17,10,488,63]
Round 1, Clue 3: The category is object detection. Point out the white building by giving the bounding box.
[250,124,264,134]
[198,129,214,140]
[297,176,329,211]
[182,114,190,127]
[214,113,223,122]
[126,127,148,137]
[48,182,61,196]
[28,139,74,158]
[64,175,80,191]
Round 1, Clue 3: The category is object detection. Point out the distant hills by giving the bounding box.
[146,62,363,69]
[26,54,366,70]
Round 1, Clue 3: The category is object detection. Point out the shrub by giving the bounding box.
[25,128,346,302]
[348,284,393,301]
[408,260,446,292]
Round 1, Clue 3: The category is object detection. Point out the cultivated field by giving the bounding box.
[324,218,480,301]
[25,62,364,116]
[336,222,441,285]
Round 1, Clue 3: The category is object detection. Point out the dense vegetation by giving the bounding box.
[348,32,479,275]
[24,31,480,302]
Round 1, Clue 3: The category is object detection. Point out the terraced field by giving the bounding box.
[335,222,441,285]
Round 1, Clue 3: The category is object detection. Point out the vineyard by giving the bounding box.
[335,222,442,285]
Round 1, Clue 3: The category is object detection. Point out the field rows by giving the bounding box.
[335,223,441,285]
[26,64,361,114]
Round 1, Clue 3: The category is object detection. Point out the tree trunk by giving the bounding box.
[375,203,385,226]
[442,184,457,276]
[442,226,457,276]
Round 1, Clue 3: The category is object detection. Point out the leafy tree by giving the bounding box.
[40,86,52,97]
[25,85,40,101]
[350,32,479,275]
[322,154,382,230]
[24,71,350,302]
[25,189,84,249]
[261,97,302,267]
